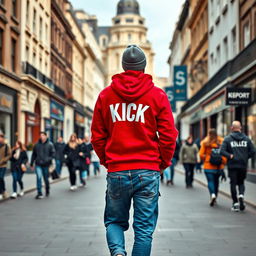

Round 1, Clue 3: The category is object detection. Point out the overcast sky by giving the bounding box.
[70,0,185,78]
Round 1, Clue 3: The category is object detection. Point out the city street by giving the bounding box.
[0,172,256,256]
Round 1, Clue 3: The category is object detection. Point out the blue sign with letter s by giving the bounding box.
[174,65,187,101]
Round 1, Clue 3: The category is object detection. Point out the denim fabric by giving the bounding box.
[55,159,63,175]
[104,169,160,256]
[170,158,177,181]
[93,162,100,175]
[204,169,221,196]
[35,166,49,195]
[164,168,170,181]
[12,169,24,193]
[0,167,6,194]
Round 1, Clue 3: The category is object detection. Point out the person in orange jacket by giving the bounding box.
[199,128,227,207]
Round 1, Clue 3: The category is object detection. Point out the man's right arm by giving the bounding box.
[91,95,108,169]
[30,145,36,166]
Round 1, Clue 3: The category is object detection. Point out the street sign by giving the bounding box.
[165,87,176,112]
[226,88,252,105]
[173,65,187,101]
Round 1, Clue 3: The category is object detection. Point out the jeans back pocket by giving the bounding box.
[107,174,122,199]
[138,172,159,198]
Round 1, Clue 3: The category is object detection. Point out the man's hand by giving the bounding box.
[160,169,164,175]
[79,152,83,157]
[230,154,234,159]
[30,165,34,171]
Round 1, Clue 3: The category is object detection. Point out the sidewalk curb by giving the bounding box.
[176,169,256,209]
[0,175,68,204]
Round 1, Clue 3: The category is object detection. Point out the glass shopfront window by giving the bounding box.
[247,104,256,170]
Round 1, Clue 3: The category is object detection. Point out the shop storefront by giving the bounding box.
[49,100,64,143]
[74,112,85,138]
[0,85,17,146]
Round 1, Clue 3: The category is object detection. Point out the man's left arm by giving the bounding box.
[157,92,179,170]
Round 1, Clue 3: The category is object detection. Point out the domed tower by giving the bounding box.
[98,0,155,84]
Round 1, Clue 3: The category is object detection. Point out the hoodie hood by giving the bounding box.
[230,131,247,141]
[111,70,154,102]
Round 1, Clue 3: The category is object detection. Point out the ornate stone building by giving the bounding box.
[96,0,155,84]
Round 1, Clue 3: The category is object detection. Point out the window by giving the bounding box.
[243,22,250,48]
[45,24,48,43]
[33,52,36,66]
[33,9,36,34]
[126,18,134,23]
[232,26,237,57]
[210,53,214,66]
[139,20,144,25]
[128,33,132,41]
[223,37,228,62]
[216,45,220,67]
[0,0,4,6]
[11,38,16,72]
[12,0,17,17]
[26,0,30,25]
[25,46,29,62]
[39,17,43,41]
[114,19,120,24]
[39,58,42,71]
[0,29,3,66]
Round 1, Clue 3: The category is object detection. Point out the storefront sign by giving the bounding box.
[202,96,227,118]
[226,88,252,105]
[0,92,13,113]
[26,113,39,126]
[165,86,176,112]
[173,65,187,101]
[50,100,64,121]
[75,112,85,127]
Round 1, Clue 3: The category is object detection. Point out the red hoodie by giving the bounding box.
[91,70,178,172]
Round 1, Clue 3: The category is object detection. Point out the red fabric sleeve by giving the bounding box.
[157,93,178,170]
[91,96,108,169]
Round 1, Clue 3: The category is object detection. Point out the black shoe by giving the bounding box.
[46,192,50,197]
[35,194,44,199]
[239,196,245,211]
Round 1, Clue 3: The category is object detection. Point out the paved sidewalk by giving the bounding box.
[176,164,256,208]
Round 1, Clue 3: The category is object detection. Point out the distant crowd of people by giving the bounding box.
[0,120,255,212]
[0,131,100,200]
[162,121,255,212]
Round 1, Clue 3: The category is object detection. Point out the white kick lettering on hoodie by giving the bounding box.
[110,103,150,123]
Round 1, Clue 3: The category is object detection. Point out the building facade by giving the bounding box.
[96,0,155,85]
[51,0,74,142]
[20,0,53,146]
[0,0,21,146]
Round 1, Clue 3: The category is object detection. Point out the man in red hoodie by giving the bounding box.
[91,45,178,256]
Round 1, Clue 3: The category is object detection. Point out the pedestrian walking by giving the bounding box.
[64,133,81,190]
[91,149,100,176]
[83,135,93,177]
[179,136,199,188]
[30,132,55,199]
[0,131,11,200]
[220,121,255,212]
[195,137,202,173]
[77,137,89,187]
[10,141,28,199]
[199,129,227,206]
[91,45,178,256]
[54,136,65,176]
[168,140,180,185]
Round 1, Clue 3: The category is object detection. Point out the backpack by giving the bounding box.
[209,146,222,166]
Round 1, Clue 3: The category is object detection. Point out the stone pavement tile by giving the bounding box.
[0,253,43,256]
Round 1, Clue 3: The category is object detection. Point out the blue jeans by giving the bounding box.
[93,161,100,175]
[55,159,63,175]
[35,166,50,195]
[12,168,24,193]
[204,169,221,196]
[0,167,6,194]
[170,158,177,181]
[104,170,160,256]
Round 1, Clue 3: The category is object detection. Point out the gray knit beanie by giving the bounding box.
[122,45,146,71]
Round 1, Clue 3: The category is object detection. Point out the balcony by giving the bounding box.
[22,62,54,90]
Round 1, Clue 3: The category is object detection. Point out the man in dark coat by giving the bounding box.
[54,136,66,176]
[31,132,55,199]
[221,121,255,212]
